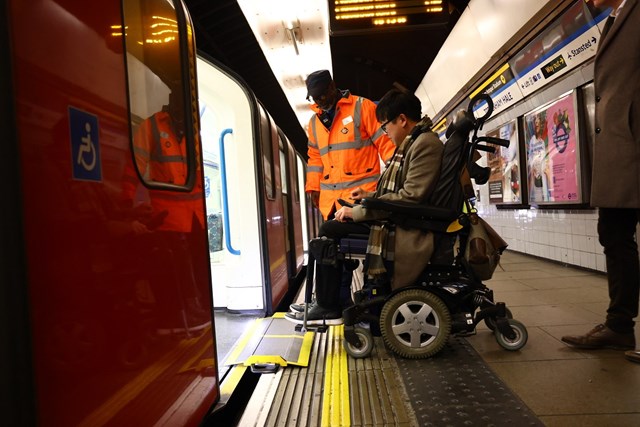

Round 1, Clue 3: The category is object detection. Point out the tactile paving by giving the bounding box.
[396,336,544,427]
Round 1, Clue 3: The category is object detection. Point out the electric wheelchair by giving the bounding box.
[319,94,529,359]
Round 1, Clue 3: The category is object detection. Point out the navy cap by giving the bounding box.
[305,70,332,99]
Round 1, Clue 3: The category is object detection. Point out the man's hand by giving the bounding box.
[334,206,353,222]
[310,190,320,208]
[130,220,150,235]
[350,187,373,201]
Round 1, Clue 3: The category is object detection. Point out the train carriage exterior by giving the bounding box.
[4,0,221,425]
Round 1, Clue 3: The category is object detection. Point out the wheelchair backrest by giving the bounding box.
[428,94,504,214]
[427,109,475,213]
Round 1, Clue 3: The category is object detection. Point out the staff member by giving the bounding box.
[304,70,396,220]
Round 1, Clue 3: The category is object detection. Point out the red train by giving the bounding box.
[3,0,314,425]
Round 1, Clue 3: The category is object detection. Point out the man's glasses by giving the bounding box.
[381,117,396,133]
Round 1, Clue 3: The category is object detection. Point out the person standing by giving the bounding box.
[561,0,640,364]
[304,70,396,220]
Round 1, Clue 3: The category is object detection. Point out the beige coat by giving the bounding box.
[591,0,640,208]
[351,130,444,289]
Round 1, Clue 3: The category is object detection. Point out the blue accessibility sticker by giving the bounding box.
[69,106,102,182]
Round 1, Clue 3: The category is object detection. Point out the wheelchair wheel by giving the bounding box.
[484,307,513,331]
[343,327,374,359]
[495,319,528,351]
[380,289,451,359]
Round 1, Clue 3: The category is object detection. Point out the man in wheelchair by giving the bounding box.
[285,89,444,325]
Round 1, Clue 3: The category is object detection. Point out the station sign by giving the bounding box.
[509,1,605,97]
[468,63,524,118]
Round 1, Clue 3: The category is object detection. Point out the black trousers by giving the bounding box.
[598,208,640,333]
[312,220,369,310]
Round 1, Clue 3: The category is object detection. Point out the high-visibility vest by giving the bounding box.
[305,92,396,219]
[123,111,204,233]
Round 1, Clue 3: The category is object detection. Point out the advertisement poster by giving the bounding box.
[486,120,521,204]
[524,92,581,204]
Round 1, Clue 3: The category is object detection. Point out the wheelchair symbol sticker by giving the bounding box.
[69,106,102,182]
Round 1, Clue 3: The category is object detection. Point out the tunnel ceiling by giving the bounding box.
[183,0,470,157]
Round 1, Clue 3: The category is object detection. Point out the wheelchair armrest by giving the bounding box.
[360,198,458,221]
[339,234,368,254]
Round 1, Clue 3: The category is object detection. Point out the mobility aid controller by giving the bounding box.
[340,94,528,359]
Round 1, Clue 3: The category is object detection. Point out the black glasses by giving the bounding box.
[381,117,396,133]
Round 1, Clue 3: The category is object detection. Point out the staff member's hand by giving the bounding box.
[334,206,353,222]
[310,190,320,208]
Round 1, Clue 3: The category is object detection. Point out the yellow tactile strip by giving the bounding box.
[261,327,417,426]
[322,326,350,427]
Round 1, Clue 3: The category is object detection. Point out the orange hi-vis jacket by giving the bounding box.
[305,92,396,219]
[123,110,204,233]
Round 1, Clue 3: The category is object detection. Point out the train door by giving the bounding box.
[278,130,305,280]
[297,155,311,255]
[257,107,289,311]
[5,0,218,425]
[196,56,288,318]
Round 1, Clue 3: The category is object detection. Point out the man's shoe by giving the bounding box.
[284,304,342,326]
[561,324,635,350]
[289,300,315,313]
[625,349,640,363]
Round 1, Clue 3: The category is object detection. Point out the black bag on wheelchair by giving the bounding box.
[309,237,340,266]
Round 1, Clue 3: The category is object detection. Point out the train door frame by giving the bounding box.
[277,130,305,282]
[2,0,37,422]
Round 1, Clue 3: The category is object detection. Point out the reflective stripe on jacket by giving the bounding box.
[305,92,396,219]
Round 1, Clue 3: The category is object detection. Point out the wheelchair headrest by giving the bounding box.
[445,109,475,138]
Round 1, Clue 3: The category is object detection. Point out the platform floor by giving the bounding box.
[467,250,640,427]
[226,250,640,426]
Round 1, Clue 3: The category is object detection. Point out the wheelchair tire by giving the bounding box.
[495,319,528,351]
[344,327,374,359]
[380,289,451,359]
[484,307,513,331]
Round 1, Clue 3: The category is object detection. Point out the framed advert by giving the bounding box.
[485,119,522,205]
[524,90,582,205]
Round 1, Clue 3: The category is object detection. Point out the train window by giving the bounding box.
[122,0,197,190]
[259,106,276,200]
[279,140,288,196]
[203,162,223,253]
[292,152,300,203]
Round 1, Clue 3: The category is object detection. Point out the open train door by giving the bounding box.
[197,57,288,318]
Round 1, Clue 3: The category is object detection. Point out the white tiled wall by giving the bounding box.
[475,197,606,272]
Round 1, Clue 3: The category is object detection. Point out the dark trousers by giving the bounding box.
[313,220,369,310]
[598,208,640,333]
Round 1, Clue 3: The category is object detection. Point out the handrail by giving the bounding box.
[219,128,241,255]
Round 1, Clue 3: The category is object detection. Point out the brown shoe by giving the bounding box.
[561,324,635,350]
[625,350,640,363]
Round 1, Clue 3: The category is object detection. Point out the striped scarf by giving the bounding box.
[366,116,433,276]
